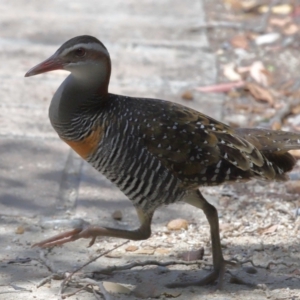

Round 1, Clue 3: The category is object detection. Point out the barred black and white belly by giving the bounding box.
[86,127,184,212]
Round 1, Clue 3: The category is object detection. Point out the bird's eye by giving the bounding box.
[74,48,86,57]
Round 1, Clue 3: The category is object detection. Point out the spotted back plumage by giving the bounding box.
[56,94,299,212]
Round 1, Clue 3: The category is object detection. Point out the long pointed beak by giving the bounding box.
[25,53,63,77]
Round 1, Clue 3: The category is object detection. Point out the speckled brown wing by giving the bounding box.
[135,100,279,188]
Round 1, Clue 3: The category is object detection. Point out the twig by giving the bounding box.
[91,259,211,276]
[36,273,65,288]
[35,250,66,288]
[59,240,129,296]
[236,258,295,269]
[37,250,56,273]
[60,284,90,299]
[97,281,111,300]
[59,279,111,300]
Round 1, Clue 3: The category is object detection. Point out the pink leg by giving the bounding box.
[32,208,153,248]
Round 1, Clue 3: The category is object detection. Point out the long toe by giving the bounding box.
[32,228,83,248]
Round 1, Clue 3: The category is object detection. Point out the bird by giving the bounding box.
[25,35,300,288]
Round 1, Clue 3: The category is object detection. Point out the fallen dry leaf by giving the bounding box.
[230,34,249,49]
[195,81,245,93]
[249,61,271,87]
[223,0,244,11]
[223,63,242,81]
[270,17,291,27]
[257,224,278,235]
[284,23,299,35]
[245,82,274,106]
[102,281,131,295]
[167,218,188,230]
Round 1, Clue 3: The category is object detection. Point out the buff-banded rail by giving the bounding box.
[25,35,300,288]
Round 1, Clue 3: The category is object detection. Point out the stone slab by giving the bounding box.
[0,137,70,217]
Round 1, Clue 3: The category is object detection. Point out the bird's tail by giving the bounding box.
[235,128,300,176]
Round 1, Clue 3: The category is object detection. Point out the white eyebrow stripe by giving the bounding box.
[60,43,105,56]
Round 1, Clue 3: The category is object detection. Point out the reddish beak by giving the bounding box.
[25,53,63,77]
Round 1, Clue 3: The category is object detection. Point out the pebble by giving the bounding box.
[135,248,155,255]
[112,210,122,220]
[125,245,139,252]
[15,226,25,234]
[181,90,193,101]
[285,181,300,194]
[155,248,170,255]
[167,218,189,231]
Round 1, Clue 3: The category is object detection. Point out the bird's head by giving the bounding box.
[25,35,111,84]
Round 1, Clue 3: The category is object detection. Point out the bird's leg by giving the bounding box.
[32,208,153,248]
[167,190,236,289]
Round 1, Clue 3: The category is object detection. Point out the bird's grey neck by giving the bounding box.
[49,69,109,135]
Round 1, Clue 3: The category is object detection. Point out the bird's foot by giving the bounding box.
[166,259,238,290]
[32,226,100,248]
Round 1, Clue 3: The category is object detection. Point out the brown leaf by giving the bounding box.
[245,82,274,106]
[223,0,244,11]
[257,224,278,235]
[195,81,245,93]
[167,218,188,230]
[249,61,271,86]
[270,17,291,27]
[284,23,299,35]
[102,281,131,295]
[230,34,249,49]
